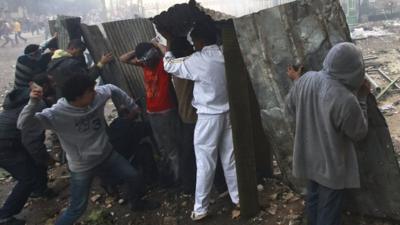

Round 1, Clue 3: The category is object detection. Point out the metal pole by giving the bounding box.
[376,68,400,90]
[377,76,400,100]
[365,73,381,93]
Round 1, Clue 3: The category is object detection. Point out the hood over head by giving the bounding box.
[322,42,365,91]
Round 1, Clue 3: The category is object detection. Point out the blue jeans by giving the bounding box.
[307,180,344,225]
[55,151,144,225]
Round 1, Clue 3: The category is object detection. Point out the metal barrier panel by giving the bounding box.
[80,23,130,95]
[233,0,400,220]
[102,18,156,100]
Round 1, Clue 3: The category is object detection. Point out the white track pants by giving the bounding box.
[193,113,239,214]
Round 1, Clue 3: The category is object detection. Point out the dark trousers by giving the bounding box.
[32,165,48,194]
[0,159,37,220]
[0,139,47,220]
[148,110,182,182]
[307,180,344,225]
[55,151,144,225]
[180,123,196,193]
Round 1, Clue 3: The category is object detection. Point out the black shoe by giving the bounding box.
[0,217,26,225]
[130,199,161,211]
[30,188,57,199]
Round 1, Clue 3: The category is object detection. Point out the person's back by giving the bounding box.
[3,22,11,35]
[14,21,21,33]
[47,49,88,89]
[0,74,55,225]
[15,45,46,89]
[289,71,366,188]
[286,42,368,225]
[0,88,30,158]
[47,39,112,99]
[107,117,158,185]
[30,84,117,172]
[162,21,239,221]
[119,42,182,184]
[185,45,229,115]
[14,37,58,89]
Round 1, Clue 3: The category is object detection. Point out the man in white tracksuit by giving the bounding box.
[162,22,239,220]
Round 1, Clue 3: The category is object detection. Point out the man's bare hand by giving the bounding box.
[151,37,167,55]
[287,65,302,81]
[100,52,113,65]
[30,82,43,100]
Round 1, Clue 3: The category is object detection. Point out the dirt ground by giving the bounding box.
[1,24,400,225]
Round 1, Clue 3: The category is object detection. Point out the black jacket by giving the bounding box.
[0,88,50,165]
[47,53,101,98]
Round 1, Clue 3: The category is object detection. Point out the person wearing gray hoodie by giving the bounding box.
[17,74,159,225]
[286,42,369,225]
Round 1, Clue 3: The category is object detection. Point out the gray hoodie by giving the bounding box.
[286,42,368,189]
[17,84,137,172]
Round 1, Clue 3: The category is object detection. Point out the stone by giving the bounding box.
[163,216,177,225]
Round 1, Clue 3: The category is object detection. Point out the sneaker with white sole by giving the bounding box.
[190,211,208,221]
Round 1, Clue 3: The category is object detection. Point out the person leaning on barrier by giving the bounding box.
[286,42,369,225]
[119,42,182,187]
[47,39,113,98]
[160,21,240,221]
[14,33,58,89]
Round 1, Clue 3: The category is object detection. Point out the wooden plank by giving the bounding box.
[222,20,259,218]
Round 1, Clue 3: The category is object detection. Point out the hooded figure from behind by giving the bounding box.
[286,42,369,225]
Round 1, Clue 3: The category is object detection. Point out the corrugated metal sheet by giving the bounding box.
[232,0,400,220]
[102,18,156,101]
[233,0,351,190]
[54,16,81,50]
[48,20,56,36]
[80,24,130,95]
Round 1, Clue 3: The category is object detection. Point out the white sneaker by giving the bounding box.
[190,211,208,221]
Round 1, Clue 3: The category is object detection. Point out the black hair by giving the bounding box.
[170,37,193,58]
[67,39,86,51]
[24,44,40,54]
[190,21,217,45]
[62,73,96,102]
[135,42,154,59]
[135,42,162,68]
[47,37,58,50]
[32,73,50,87]
[117,105,130,117]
